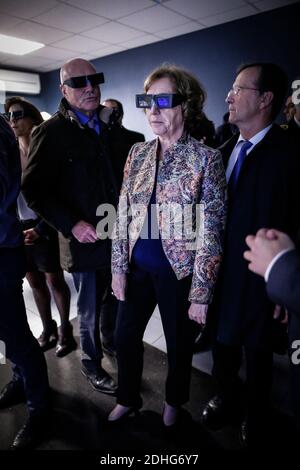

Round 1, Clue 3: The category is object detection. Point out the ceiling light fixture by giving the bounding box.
[0,34,44,55]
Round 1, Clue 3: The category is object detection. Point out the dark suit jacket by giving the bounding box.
[213,124,300,347]
[268,247,300,430]
[267,249,300,316]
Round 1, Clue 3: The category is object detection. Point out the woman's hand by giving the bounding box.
[112,273,127,301]
[23,228,39,245]
[188,303,208,325]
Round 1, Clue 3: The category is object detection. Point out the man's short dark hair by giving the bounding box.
[237,62,288,120]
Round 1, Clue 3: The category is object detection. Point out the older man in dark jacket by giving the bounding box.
[22,58,118,395]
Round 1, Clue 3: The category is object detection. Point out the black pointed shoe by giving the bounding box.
[10,412,51,450]
[81,367,117,395]
[0,381,25,409]
[56,323,77,358]
[201,396,231,430]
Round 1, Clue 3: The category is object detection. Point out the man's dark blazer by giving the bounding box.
[213,124,300,347]
[267,249,300,316]
[267,248,300,429]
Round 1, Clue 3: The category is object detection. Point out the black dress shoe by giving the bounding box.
[201,396,231,430]
[56,323,77,358]
[107,405,140,424]
[0,381,25,409]
[81,367,117,395]
[10,412,50,450]
[239,420,249,448]
[239,419,271,449]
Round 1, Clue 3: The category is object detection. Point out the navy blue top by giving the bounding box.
[132,165,171,273]
[0,116,23,248]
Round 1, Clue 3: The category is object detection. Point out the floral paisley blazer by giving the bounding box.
[112,134,227,304]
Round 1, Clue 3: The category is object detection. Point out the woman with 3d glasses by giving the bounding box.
[4,97,76,358]
[109,64,227,426]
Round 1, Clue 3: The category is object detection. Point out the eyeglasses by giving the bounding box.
[62,72,104,89]
[228,85,261,96]
[3,110,25,121]
[136,93,185,109]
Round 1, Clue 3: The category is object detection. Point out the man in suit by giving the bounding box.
[244,228,300,434]
[22,58,118,395]
[102,98,145,191]
[201,62,300,447]
[0,115,50,449]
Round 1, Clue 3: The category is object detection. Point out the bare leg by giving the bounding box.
[45,271,70,333]
[26,271,52,332]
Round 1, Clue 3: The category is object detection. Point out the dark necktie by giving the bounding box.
[228,140,253,194]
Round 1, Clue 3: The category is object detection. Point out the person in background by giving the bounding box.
[22,58,118,395]
[283,95,296,124]
[102,98,145,191]
[201,62,300,448]
[215,112,238,146]
[0,114,50,449]
[108,64,227,426]
[4,97,76,358]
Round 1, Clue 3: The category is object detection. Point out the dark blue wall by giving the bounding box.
[0,89,47,114]
[38,3,300,139]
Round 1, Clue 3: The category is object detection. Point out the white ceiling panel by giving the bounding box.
[0,13,24,33]
[65,0,154,20]
[83,22,145,43]
[5,21,72,43]
[252,0,300,11]
[0,0,58,19]
[86,44,126,59]
[0,0,298,72]
[38,60,66,72]
[52,35,109,53]
[3,54,52,69]
[29,46,76,61]
[121,34,161,49]
[166,0,246,19]
[156,21,204,39]
[34,3,108,33]
[119,5,190,33]
[201,5,258,27]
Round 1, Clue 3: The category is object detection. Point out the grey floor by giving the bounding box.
[23,272,213,374]
[0,272,297,452]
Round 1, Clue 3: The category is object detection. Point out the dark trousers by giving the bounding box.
[0,247,49,414]
[72,269,112,373]
[116,265,199,408]
[212,341,273,431]
[100,292,118,348]
[288,317,300,434]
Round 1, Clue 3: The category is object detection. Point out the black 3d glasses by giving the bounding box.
[3,110,26,121]
[136,93,185,109]
[63,72,104,88]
